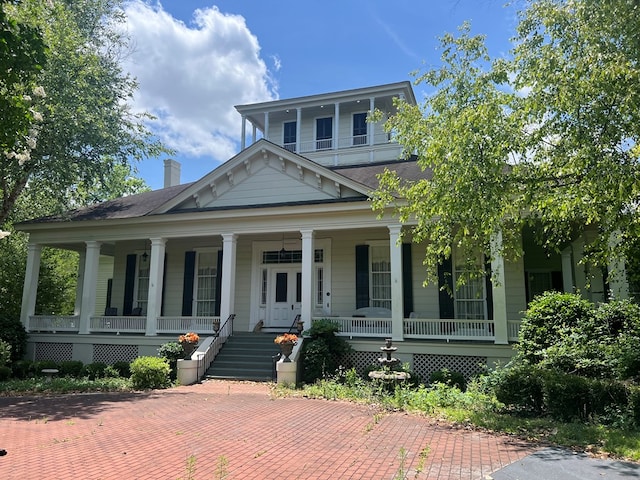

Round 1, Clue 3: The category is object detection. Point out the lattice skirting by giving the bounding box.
[93,344,139,364]
[34,343,73,362]
[344,351,486,382]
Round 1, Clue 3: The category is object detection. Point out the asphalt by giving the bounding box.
[0,380,636,479]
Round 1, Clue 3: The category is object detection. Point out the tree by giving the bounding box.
[0,0,164,226]
[373,0,640,285]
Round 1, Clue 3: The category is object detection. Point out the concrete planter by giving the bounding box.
[176,359,199,385]
[276,359,297,385]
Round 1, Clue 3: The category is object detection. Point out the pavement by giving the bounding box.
[0,380,636,479]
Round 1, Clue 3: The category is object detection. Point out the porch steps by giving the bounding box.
[205,332,283,381]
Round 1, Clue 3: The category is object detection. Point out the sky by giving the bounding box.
[120,0,521,190]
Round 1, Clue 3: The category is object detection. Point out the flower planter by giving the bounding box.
[177,359,199,385]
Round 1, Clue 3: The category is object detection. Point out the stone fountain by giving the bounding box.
[367,338,410,382]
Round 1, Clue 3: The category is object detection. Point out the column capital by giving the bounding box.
[149,237,167,247]
[387,224,402,236]
[221,233,238,243]
[300,229,315,239]
[84,240,102,250]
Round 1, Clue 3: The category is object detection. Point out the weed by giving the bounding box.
[393,447,408,480]
[215,455,228,480]
[178,454,196,480]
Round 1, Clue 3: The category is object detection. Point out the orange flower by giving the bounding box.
[274,333,298,344]
[179,332,199,344]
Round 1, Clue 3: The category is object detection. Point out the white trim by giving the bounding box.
[314,115,334,150]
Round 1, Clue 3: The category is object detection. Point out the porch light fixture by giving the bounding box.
[142,240,149,261]
[279,233,287,259]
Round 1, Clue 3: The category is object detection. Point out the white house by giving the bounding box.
[15,81,628,378]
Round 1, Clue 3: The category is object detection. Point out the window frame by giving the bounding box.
[368,241,392,310]
[193,249,219,316]
[352,112,368,146]
[315,116,333,150]
[452,253,487,320]
[283,120,296,152]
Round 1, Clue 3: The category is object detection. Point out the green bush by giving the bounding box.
[82,362,107,380]
[31,360,58,376]
[492,363,545,414]
[0,365,11,381]
[158,342,185,362]
[111,361,131,378]
[11,359,32,379]
[301,319,352,384]
[0,340,11,367]
[58,360,84,377]
[517,292,594,364]
[0,317,28,362]
[429,369,467,391]
[130,356,171,390]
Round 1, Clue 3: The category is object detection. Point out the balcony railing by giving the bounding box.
[291,132,394,154]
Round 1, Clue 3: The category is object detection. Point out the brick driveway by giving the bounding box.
[0,380,535,479]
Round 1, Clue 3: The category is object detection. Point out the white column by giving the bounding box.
[79,241,102,334]
[220,233,238,325]
[241,115,246,150]
[74,249,86,316]
[296,107,302,152]
[264,112,270,141]
[145,237,166,336]
[20,243,42,331]
[252,124,257,144]
[333,102,340,150]
[369,97,375,146]
[300,229,314,328]
[388,225,404,341]
[561,247,574,293]
[490,231,509,344]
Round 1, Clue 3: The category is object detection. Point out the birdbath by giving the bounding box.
[368,338,410,382]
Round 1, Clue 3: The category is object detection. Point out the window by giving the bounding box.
[283,121,296,152]
[370,245,391,309]
[194,251,217,316]
[135,253,150,314]
[316,117,333,149]
[353,112,367,145]
[453,261,486,320]
[316,267,324,306]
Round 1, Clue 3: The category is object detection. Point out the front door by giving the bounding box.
[268,267,301,328]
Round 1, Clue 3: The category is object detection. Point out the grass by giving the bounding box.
[275,376,640,462]
[0,376,134,395]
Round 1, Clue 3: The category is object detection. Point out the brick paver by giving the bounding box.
[0,380,536,479]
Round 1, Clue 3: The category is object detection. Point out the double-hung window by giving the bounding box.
[370,245,391,309]
[316,117,333,150]
[283,121,296,152]
[353,112,367,145]
[135,253,150,314]
[194,251,217,316]
[453,260,486,320]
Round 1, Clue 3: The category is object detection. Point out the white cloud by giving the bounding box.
[122,1,277,161]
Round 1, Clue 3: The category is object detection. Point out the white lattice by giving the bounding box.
[35,343,73,362]
[413,354,486,381]
[93,344,139,364]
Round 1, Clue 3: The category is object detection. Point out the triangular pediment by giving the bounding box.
[154,140,370,213]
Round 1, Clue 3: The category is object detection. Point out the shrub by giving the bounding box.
[11,359,32,379]
[0,366,11,381]
[0,317,28,362]
[517,292,594,364]
[82,362,107,380]
[491,362,545,415]
[111,361,131,378]
[0,340,11,367]
[158,342,185,362]
[429,369,467,391]
[31,360,58,376]
[130,356,171,390]
[58,360,84,378]
[301,319,352,384]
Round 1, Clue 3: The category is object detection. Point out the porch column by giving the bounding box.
[79,241,101,334]
[74,249,86,316]
[220,233,238,325]
[561,247,574,293]
[369,97,375,147]
[252,124,257,144]
[388,225,404,341]
[490,231,509,344]
[608,232,629,299]
[296,107,302,152]
[20,243,42,332]
[300,229,314,329]
[145,237,166,336]
[264,112,270,141]
[333,102,339,150]
[241,115,246,150]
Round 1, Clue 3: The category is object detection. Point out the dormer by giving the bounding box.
[235,81,416,167]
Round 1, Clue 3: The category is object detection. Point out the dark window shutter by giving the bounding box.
[214,250,223,316]
[551,271,564,291]
[437,257,454,319]
[182,251,196,316]
[402,243,413,318]
[485,257,493,320]
[355,245,369,309]
[123,254,137,315]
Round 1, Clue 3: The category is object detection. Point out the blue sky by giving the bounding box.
[121,1,520,189]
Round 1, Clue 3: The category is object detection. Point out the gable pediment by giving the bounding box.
[154,140,369,213]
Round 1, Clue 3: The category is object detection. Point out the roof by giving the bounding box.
[331,156,427,189]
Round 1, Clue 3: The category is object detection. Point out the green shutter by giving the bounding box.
[437,257,455,319]
[182,251,196,316]
[123,254,137,315]
[402,243,413,317]
[214,250,223,316]
[355,245,369,309]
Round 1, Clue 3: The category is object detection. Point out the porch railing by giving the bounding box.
[29,315,79,333]
[157,316,220,334]
[90,315,146,333]
[311,316,522,342]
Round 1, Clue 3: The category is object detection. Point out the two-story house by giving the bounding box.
[15,81,628,379]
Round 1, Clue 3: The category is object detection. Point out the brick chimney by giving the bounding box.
[163,159,181,188]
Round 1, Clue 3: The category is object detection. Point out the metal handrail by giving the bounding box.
[191,313,235,381]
